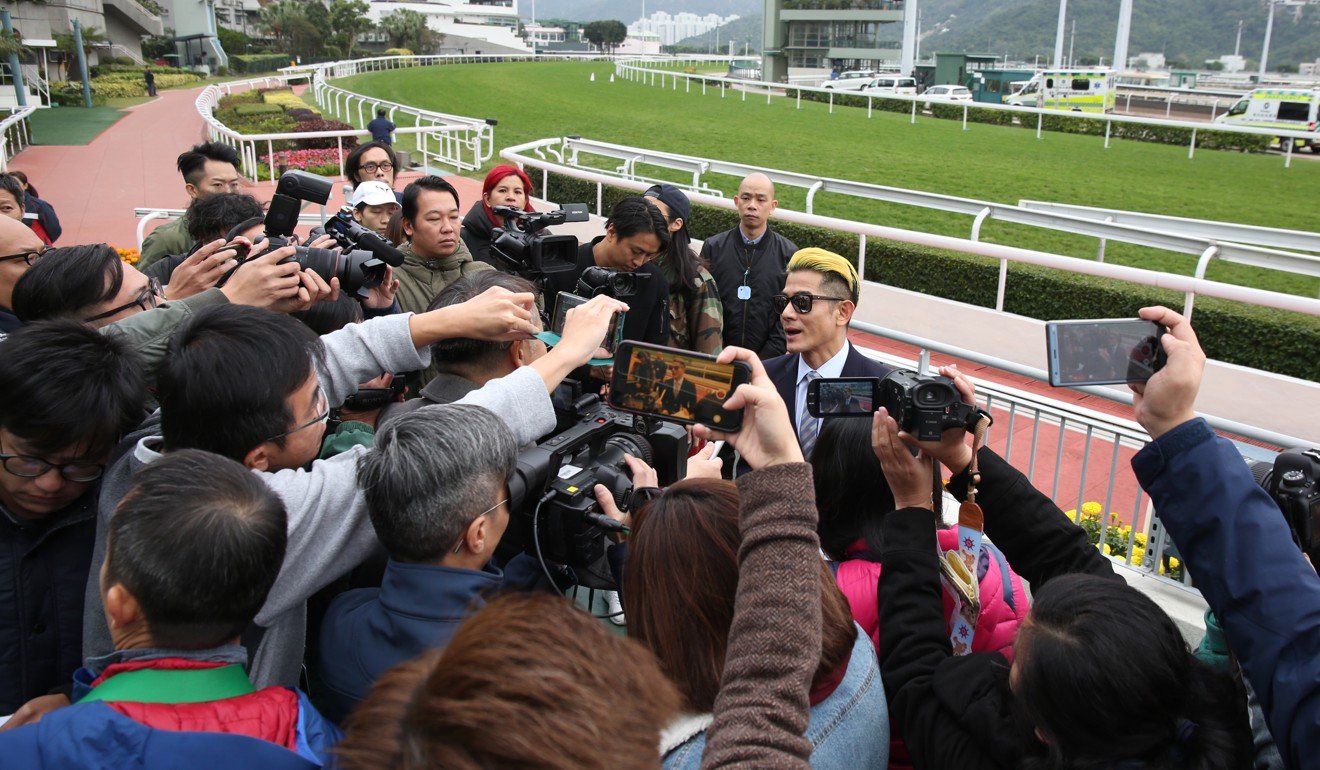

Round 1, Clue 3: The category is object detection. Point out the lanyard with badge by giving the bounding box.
[736,237,761,301]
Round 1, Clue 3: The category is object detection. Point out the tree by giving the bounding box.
[54,26,107,81]
[259,0,305,47]
[327,0,372,59]
[583,19,627,53]
[378,9,432,53]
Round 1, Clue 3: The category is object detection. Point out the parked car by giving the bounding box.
[821,70,880,90]
[861,76,918,95]
[923,85,973,103]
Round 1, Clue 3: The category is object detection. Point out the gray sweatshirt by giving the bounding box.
[82,312,556,687]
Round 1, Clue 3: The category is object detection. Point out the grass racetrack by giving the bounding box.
[334,60,1320,298]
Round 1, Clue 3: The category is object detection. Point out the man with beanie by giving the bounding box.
[700,172,798,359]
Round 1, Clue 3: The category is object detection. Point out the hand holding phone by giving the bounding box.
[554,294,629,366]
[1128,306,1206,439]
[692,347,804,470]
[1046,318,1167,387]
[552,292,625,364]
[609,342,750,431]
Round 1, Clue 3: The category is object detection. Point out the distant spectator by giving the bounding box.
[460,164,535,266]
[366,108,394,145]
[383,207,406,247]
[144,67,156,97]
[0,173,47,244]
[643,183,722,354]
[139,142,243,268]
[7,171,61,243]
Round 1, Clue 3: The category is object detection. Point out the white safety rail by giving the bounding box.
[0,107,36,172]
[508,136,1320,314]
[614,57,1320,168]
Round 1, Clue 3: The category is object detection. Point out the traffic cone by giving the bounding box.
[610,74,615,82]
[590,72,596,82]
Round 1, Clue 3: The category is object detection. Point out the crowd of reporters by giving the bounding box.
[0,142,1314,770]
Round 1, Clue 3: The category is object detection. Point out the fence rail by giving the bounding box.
[0,107,36,172]
[614,57,1320,168]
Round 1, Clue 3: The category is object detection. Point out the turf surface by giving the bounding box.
[333,60,1320,297]
[28,105,127,146]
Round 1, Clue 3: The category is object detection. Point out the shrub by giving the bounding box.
[234,102,285,116]
[287,118,358,150]
[218,91,263,108]
[230,53,294,74]
[543,172,1320,381]
[929,101,1015,126]
[261,89,320,114]
[287,108,319,122]
[383,48,413,56]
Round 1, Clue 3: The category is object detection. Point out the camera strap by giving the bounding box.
[940,411,992,656]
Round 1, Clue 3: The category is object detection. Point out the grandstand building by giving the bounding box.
[762,0,917,81]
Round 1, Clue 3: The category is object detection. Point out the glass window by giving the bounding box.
[1072,78,1091,91]
[1278,101,1311,122]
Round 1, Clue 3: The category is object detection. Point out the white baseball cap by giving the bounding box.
[349,180,399,209]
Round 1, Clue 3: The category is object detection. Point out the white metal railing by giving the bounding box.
[614,57,1320,168]
[504,136,1320,315]
[0,107,36,172]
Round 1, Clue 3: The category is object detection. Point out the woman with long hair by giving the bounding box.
[642,184,722,354]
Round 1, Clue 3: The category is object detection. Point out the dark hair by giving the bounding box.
[343,141,398,189]
[336,593,681,770]
[292,293,364,335]
[105,449,287,649]
[185,192,264,244]
[177,142,241,186]
[0,319,146,456]
[225,216,266,242]
[0,173,25,209]
[11,244,124,323]
[375,108,386,117]
[426,271,538,374]
[624,478,855,712]
[384,207,406,247]
[810,416,898,560]
[606,197,669,248]
[7,170,35,198]
[1017,574,1252,770]
[158,304,324,460]
[644,198,703,318]
[401,175,460,225]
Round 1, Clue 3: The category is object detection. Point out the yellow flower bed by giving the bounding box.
[261,90,321,115]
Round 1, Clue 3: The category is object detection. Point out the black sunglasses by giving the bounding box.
[772,292,847,315]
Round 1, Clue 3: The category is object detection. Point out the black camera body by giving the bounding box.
[1249,447,1320,561]
[500,389,686,589]
[489,203,590,278]
[576,265,648,300]
[321,205,404,268]
[879,369,978,441]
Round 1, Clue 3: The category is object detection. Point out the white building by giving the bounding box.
[524,23,565,45]
[615,31,663,55]
[1211,54,1247,73]
[628,11,738,47]
[363,0,532,54]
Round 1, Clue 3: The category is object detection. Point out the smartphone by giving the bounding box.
[806,377,881,418]
[1046,319,1167,387]
[608,341,751,431]
[552,292,625,356]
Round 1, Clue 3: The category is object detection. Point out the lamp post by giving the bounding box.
[1052,0,1067,68]
[1113,0,1132,72]
[1260,1,1304,79]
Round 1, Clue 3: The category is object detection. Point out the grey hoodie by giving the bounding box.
[82,312,556,687]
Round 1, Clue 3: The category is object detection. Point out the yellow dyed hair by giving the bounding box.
[787,248,859,304]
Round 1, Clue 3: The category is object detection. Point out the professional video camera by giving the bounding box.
[224,170,402,300]
[1248,448,1320,561]
[498,385,686,589]
[576,264,649,300]
[488,203,590,278]
[319,205,404,268]
[879,369,982,441]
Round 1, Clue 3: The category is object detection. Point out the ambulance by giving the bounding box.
[1004,69,1116,113]
[1215,88,1320,153]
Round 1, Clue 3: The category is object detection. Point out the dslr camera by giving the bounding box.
[489,203,590,278]
[880,370,980,441]
[224,170,402,299]
[1248,448,1320,562]
[498,385,686,589]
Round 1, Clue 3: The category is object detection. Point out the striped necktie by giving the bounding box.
[798,370,821,459]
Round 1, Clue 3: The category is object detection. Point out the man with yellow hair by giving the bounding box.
[761,248,891,459]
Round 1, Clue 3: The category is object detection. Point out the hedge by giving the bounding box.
[51,73,204,102]
[234,102,285,116]
[230,54,295,74]
[542,171,1320,381]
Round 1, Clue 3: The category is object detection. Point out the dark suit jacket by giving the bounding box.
[660,378,698,416]
[762,342,894,444]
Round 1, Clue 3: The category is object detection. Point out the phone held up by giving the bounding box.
[1046,318,1167,388]
[608,341,751,431]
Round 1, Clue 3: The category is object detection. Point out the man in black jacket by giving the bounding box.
[700,173,798,359]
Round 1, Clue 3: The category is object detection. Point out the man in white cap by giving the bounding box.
[349,180,400,241]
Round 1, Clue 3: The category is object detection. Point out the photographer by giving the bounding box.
[141,193,263,286]
[872,365,1253,769]
[80,288,624,691]
[395,176,493,317]
[347,181,400,241]
[461,164,536,265]
[139,143,243,269]
[1127,307,1320,770]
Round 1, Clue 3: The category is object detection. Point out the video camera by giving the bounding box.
[224,170,402,300]
[576,265,648,300]
[880,370,981,441]
[1248,448,1320,562]
[498,385,686,590]
[488,203,590,278]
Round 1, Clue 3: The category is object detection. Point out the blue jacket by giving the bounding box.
[24,195,61,243]
[317,558,503,723]
[1133,418,1320,770]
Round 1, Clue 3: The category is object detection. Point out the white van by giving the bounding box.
[861,76,918,95]
[821,70,880,90]
[1215,88,1320,152]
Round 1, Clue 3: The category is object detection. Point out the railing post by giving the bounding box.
[1104,119,1112,149]
[1185,244,1218,321]
[804,181,824,215]
[970,207,992,242]
[796,88,801,110]
[1036,112,1043,139]
[336,136,344,175]
[857,233,867,280]
[867,96,872,119]
[1188,127,1197,160]
[995,259,1009,311]
[1285,136,1294,169]
[829,92,833,114]
[1096,216,1113,262]
[910,100,916,124]
[596,182,603,216]
[962,105,968,131]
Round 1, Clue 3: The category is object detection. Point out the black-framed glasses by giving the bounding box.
[0,453,105,483]
[263,386,330,443]
[0,248,48,266]
[772,292,847,315]
[361,162,394,174]
[85,277,163,322]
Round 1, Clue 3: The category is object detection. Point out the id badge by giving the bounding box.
[737,285,752,301]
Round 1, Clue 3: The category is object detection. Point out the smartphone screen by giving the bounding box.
[1046,319,1166,387]
[609,342,749,430]
[553,292,624,356]
[807,377,880,418]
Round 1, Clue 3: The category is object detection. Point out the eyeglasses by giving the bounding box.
[361,162,394,174]
[0,248,48,266]
[772,292,848,315]
[452,497,509,553]
[0,453,105,483]
[263,386,330,443]
[84,277,163,323]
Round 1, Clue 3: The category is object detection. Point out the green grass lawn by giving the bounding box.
[332,60,1320,297]
[28,105,128,145]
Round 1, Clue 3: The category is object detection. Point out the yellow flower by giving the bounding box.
[1134,532,1148,547]
[1131,546,1145,567]
[1102,543,1112,555]
[1169,557,1180,571]
[116,246,140,265]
